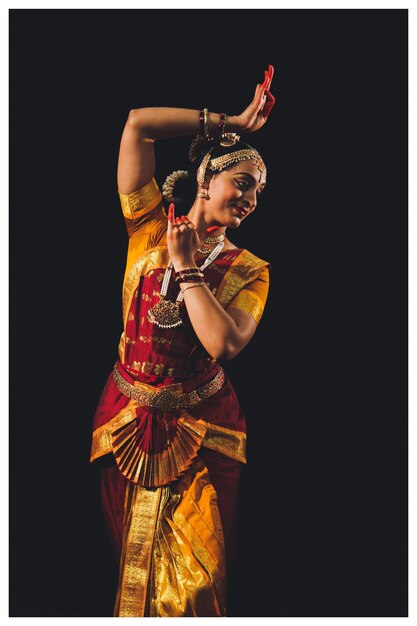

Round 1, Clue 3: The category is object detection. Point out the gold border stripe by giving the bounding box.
[91,411,247,466]
[200,421,247,464]
[115,484,162,617]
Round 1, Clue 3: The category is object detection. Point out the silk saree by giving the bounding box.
[90,178,270,616]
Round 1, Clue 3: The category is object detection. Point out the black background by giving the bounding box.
[10,9,407,617]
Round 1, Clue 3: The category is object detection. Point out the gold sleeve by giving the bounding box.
[119,177,168,274]
[226,266,270,325]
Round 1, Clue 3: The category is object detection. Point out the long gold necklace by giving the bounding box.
[147,239,225,329]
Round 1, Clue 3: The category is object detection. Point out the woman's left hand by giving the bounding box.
[167,204,201,269]
[236,64,276,134]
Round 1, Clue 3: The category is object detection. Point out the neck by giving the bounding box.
[187,200,226,240]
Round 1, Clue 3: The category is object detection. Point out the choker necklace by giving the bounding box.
[147,240,225,328]
[203,232,226,244]
[197,231,225,254]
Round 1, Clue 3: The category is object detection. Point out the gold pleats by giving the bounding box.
[91,402,247,481]
[114,457,227,617]
[110,413,208,488]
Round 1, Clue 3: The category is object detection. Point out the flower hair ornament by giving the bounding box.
[161,169,190,203]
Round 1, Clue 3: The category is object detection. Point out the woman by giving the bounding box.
[90,65,276,617]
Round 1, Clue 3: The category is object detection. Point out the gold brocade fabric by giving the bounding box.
[226,265,270,324]
[110,412,207,488]
[113,483,162,616]
[90,402,247,470]
[119,178,168,282]
[114,457,226,617]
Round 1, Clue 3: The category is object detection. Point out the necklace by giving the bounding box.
[147,240,225,328]
[197,231,225,254]
[203,232,225,244]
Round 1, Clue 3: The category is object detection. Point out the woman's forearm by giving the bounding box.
[179,280,243,361]
[129,107,241,141]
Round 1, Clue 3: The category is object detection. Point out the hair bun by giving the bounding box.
[188,134,213,163]
[161,170,190,203]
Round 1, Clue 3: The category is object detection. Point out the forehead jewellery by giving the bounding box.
[147,237,225,329]
[197,134,267,190]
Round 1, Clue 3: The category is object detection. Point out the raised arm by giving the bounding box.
[117,108,241,195]
[117,66,277,194]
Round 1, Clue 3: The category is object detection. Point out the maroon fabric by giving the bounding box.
[100,461,128,565]
[92,359,246,436]
[92,367,131,431]
[122,249,243,381]
[197,447,242,576]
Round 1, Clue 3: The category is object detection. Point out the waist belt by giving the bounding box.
[112,362,225,411]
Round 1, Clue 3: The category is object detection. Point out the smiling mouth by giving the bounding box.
[232,205,248,217]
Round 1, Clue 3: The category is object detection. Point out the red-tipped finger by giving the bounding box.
[268,64,275,84]
[206,225,219,233]
[262,89,276,120]
[168,203,175,221]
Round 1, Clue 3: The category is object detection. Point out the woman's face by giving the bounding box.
[203,160,267,229]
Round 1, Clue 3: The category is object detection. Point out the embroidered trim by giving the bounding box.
[112,362,225,411]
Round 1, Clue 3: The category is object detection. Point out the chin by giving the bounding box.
[226,217,242,229]
[210,209,244,229]
[227,213,245,228]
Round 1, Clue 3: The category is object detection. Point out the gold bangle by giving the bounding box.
[203,108,210,139]
[180,282,207,293]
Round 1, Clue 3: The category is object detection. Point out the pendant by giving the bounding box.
[147,298,183,328]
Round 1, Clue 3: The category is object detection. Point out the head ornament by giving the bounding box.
[197,133,266,187]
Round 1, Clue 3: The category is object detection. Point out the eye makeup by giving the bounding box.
[234,172,266,194]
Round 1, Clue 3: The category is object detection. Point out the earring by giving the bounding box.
[197,189,210,199]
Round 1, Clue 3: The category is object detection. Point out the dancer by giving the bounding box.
[90,65,276,617]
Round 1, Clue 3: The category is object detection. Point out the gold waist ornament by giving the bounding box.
[112,363,225,411]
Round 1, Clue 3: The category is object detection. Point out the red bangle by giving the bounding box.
[176,276,206,283]
[175,273,205,283]
[199,109,205,136]
[218,112,227,139]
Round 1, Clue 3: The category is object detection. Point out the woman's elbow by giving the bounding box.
[210,338,246,362]
[126,109,146,132]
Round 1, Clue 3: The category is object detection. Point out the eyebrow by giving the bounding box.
[235,171,266,188]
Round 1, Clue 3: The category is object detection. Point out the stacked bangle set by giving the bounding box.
[175,267,206,293]
[199,108,227,142]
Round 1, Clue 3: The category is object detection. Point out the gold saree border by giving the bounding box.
[90,400,137,463]
[227,289,265,325]
[119,177,162,221]
[113,483,163,616]
[217,248,269,310]
[90,407,247,467]
[198,421,246,464]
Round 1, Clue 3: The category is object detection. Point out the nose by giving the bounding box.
[246,192,257,212]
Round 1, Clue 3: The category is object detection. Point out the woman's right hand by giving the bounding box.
[235,64,276,134]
